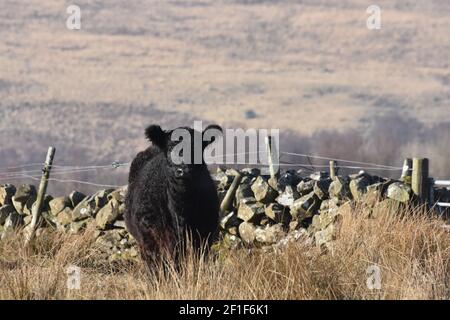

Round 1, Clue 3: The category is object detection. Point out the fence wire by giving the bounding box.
[281,151,402,169]
[0,150,415,190]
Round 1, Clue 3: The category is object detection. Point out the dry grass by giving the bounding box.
[0,202,449,300]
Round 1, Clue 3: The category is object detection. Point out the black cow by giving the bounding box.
[124,124,222,267]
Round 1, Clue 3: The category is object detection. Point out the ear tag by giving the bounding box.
[175,168,184,178]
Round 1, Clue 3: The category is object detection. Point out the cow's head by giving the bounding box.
[145,124,222,178]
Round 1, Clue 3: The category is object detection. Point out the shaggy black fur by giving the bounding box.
[124,124,222,266]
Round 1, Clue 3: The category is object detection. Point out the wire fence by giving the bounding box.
[0,162,130,188]
[2,149,449,218]
[18,174,126,189]
[280,151,402,169]
[0,150,407,189]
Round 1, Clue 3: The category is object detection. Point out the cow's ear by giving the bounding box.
[145,125,168,149]
[203,124,223,148]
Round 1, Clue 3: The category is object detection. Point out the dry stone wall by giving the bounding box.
[1,167,447,262]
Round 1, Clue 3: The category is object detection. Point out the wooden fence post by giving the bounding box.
[400,158,413,185]
[265,135,279,180]
[220,172,242,214]
[412,158,430,204]
[25,146,55,244]
[428,177,435,207]
[329,160,337,179]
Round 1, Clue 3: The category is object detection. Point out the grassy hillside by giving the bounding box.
[1,0,449,194]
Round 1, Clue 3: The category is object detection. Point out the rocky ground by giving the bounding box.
[2,167,448,263]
